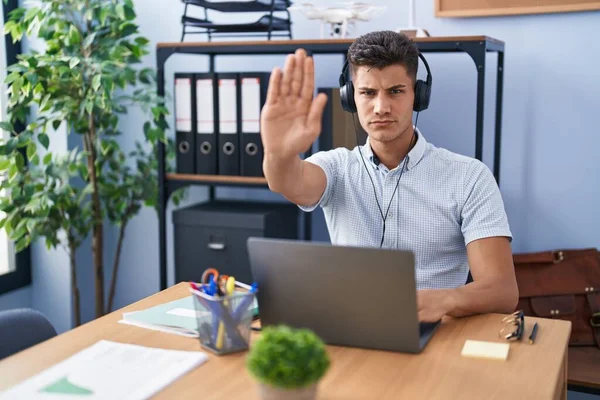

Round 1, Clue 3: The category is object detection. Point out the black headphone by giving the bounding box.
[339,52,432,114]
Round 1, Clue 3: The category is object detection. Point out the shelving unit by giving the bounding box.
[180,0,293,42]
[156,36,506,290]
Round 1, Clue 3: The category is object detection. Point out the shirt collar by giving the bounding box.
[362,127,427,171]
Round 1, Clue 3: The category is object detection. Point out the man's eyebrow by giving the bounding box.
[357,84,407,91]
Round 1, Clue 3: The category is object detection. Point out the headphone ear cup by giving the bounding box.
[413,79,431,112]
[340,81,356,113]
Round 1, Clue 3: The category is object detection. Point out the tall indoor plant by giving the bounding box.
[0,0,181,325]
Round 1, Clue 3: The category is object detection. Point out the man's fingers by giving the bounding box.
[300,56,315,105]
[265,66,281,105]
[306,92,328,135]
[280,54,295,96]
[291,49,306,97]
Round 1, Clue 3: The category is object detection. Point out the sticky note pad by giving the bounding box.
[461,340,509,361]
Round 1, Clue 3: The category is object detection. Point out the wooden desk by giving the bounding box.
[0,283,571,400]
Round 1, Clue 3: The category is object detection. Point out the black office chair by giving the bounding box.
[0,308,57,360]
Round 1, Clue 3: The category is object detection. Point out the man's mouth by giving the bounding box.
[370,120,394,126]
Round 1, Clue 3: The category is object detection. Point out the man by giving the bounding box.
[260,30,518,322]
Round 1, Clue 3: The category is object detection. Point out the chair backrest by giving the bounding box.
[0,308,57,361]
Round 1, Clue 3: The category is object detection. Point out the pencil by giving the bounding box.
[529,322,539,344]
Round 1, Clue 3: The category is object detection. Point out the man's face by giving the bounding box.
[353,64,414,144]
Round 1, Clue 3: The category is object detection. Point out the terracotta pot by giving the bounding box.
[257,382,318,400]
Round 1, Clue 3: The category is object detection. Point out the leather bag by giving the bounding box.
[513,248,600,348]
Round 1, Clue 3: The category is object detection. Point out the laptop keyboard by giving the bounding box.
[419,322,438,336]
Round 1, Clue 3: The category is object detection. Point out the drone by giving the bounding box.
[288,2,387,39]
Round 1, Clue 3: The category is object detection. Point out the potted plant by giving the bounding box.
[0,0,183,326]
[246,325,331,400]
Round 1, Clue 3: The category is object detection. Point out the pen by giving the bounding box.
[529,322,539,344]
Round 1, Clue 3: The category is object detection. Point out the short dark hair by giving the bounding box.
[347,30,419,83]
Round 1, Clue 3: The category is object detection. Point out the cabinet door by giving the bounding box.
[175,225,263,285]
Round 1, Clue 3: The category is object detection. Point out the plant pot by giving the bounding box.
[257,382,318,400]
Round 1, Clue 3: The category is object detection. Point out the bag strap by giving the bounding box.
[587,292,600,349]
[513,250,565,265]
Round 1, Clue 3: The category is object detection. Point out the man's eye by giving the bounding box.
[360,91,375,96]
[391,89,405,94]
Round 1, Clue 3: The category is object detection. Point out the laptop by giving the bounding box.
[247,237,441,353]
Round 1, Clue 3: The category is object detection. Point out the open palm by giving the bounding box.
[260,49,328,158]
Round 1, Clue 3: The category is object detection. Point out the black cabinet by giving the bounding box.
[173,200,298,285]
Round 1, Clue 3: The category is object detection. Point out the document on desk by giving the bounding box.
[0,340,208,400]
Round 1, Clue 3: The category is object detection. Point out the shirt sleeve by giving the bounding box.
[461,160,513,246]
[297,148,347,212]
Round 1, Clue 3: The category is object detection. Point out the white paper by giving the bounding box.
[196,78,214,134]
[241,77,260,133]
[218,78,237,134]
[0,340,208,399]
[175,78,192,132]
[166,308,207,318]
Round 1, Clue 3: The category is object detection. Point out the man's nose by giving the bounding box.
[373,94,391,115]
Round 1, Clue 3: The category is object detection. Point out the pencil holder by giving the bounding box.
[191,288,256,355]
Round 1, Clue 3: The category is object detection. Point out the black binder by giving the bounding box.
[217,73,240,176]
[239,72,270,177]
[194,73,218,175]
[174,73,195,173]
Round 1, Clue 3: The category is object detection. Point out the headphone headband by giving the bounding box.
[340,52,431,87]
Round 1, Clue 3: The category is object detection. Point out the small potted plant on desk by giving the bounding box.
[246,325,331,400]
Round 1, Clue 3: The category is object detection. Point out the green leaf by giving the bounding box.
[85,100,93,114]
[38,133,50,149]
[82,32,96,49]
[68,25,81,45]
[100,7,109,25]
[116,4,126,20]
[15,236,30,252]
[40,94,51,111]
[26,219,37,233]
[30,154,39,165]
[52,120,62,131]
[33,82,44,96]
[69,57,80,69]
[27,141,36,160]
[11,77,22,98]
[92,74,101,91]
[0,121,14,132]
[15,152,24,169]
[118,22,137,37]
[43,153,52,165]
[135,37,149,46]
[0,159,9,170]
[24,7,38,23]
[16,130,33,148]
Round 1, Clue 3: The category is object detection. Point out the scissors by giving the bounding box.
[200,268,232,297]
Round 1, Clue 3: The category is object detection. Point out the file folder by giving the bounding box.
[195,73,218,175]
[240,72,270,177]
[175,73,195,174]
[318,87,367,151]
[217,73,240,176]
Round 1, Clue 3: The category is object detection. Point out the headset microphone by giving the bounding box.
[341,52,432,248]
